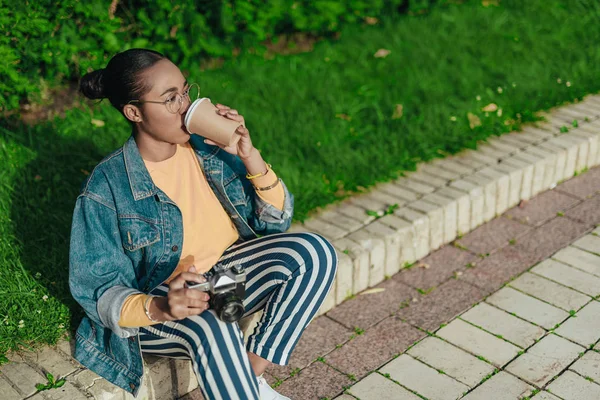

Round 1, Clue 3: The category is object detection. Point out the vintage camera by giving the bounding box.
[186,263,246,323]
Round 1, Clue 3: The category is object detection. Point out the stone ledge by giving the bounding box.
[6,95,600,400]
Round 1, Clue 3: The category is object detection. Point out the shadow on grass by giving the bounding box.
[3,117,107,335]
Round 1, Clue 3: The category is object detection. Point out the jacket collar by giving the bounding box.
[123,135,220,201]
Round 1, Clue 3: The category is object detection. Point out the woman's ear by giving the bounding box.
[123,104,143,123]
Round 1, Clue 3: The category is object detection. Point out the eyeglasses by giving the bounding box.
[128,83,200,114]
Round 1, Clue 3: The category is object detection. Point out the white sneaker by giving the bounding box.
[257,375,291,400]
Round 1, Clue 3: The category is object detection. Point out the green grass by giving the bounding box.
[1,0,600,358]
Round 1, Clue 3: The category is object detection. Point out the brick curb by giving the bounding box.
[2,95,600,400]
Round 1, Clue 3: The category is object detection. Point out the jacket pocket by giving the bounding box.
[118,216,160,252]
[223,175,247,207]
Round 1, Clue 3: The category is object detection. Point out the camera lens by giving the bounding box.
[211,292,245,323]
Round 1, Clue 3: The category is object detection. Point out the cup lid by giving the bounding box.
[184,97,210,132]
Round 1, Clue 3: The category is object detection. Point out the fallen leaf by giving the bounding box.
[482,103,498,112]
[91,119,105,127]
[365,16,379,25]
[360,288,386,295]
[417,262,430,269]
[518,200,528,208]
[335,113,351,121]
[482,0,499,6]
[80,169,90,176]
[392,104,403,120]
[467,112,482,129]
[455,271,463,276]
[374,48,391,58]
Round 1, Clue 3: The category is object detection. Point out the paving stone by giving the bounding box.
[486,287,569,330]
[363,220,403,276]
[524,146,558,192]
[327,278,415,330]
[419,163,461,181]
[317,278,337,316]
[461,371,533,400]
[477,166,511,217]
[437,186,471,236]
[351,193,388,214]
[531,391,562,400]
[518,217,589,263]
[407,200,444,251]
[565,195,600,228]
[406,170,449,188]
[368,190,408,209]
[456,148,499,168]
[379,354,468,400]
[572,234,600,254]
[394,245,477,290]
[509,272,591,312]
[333,238,370,294]
[464,172,498,223]
[337,202,376,225]
[0,375,21,400]
[68,368,102,390]
[555,301,600,347]
[378,214,416,267]
[381,181,421,202]
[552,245,600,278]
[21,346,79,380]
[552,134,588,178]
[394,207,430,260]
[347,372,421,400]
[265,361,352,400]
[0,360,46,397]
[595,226,600,235]
[517,149,548,197]
[494,161,533,208]
[532,259,600,297]
[500,154,537,202]
[570,351,600,382]
[178,387,206,400]
[333,395,356,400]
[395,177,437,195]
[347,230,386,287]
[450,179,485,230]
[538,141,568,184]
[506,334,584,387]
[397,279,485,331]
[421,193,458,244]
[324,316,424,379]
[303,217,348,240]
[267,316,353,379]
[572,130,599,169]
[460,244,539,294]
[407,336,495,388]
[431,158,477,176]
[333,251,354,304]
[460,302,545,348]
[505,189,579,227]
[547,370,600,400]
[40,381,89,400]
[455,217,530,256]
[436,319,520,368]
[318,209,364,234]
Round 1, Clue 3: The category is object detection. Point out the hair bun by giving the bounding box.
[79,69,106,100]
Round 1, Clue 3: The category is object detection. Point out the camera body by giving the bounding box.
[186,263,246,323]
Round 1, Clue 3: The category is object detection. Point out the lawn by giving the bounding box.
[1,0,598,359]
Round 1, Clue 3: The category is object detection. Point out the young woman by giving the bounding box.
[69,48,337,400]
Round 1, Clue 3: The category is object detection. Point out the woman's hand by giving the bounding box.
[150,266,210,321]
[203,103,255,160]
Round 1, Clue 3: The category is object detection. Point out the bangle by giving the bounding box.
[143,295,160,323]
[246,163,271,180]
[254,178,281,191]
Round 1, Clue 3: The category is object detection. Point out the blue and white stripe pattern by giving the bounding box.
[139,232,338,400]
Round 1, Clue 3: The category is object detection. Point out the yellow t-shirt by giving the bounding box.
[119,142,284,327]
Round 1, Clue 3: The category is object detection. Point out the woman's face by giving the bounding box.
[133,59,192,145]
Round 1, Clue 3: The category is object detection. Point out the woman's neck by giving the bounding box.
[134,132,179,162]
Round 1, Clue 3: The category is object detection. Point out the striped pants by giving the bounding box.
[139,232,338,400]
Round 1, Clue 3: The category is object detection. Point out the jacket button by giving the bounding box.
[129,382,136,390]
[171,245,178,252]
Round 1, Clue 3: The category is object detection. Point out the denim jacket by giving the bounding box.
[69,134,294,396]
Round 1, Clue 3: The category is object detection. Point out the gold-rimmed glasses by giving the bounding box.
[128,83,199,114]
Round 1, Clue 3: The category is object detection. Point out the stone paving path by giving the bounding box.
[244,167,600,400]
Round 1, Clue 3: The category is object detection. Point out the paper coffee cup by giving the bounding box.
[184,98,242,147]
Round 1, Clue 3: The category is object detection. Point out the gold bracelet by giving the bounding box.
[254,178,281,191]
[246,163,271,180]
[143,295,160,323]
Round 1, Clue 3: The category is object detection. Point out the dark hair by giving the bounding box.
[79,48,166,112]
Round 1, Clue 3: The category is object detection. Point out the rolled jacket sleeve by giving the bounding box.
[69,194,142,338]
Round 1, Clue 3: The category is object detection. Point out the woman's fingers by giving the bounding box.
[169,271,206,290]
[215,104,231,110]
[236,125,249,136]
